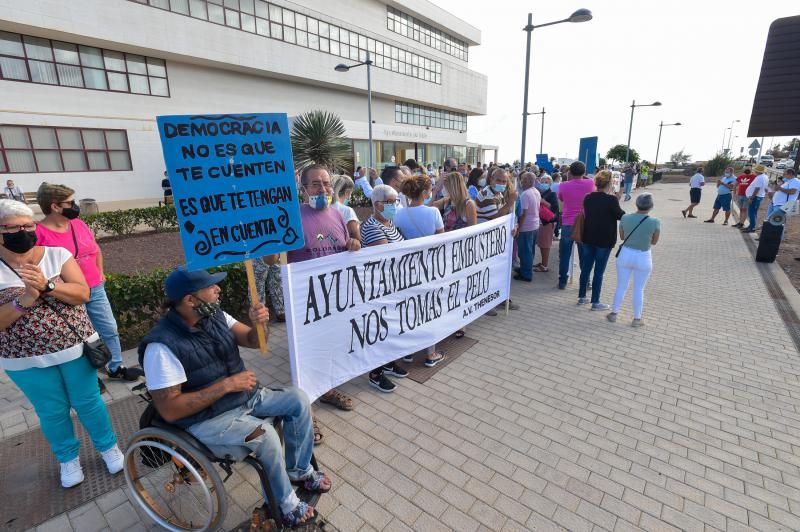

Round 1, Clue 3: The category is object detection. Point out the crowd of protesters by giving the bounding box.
[0,157,668,527]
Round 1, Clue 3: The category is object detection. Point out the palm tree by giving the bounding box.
[291,110,353,174]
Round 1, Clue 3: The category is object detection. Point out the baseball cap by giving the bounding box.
[164,266,227,301]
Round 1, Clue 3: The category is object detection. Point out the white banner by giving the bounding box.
[282,215,514,402]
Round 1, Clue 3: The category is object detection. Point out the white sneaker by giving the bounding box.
[60,457,84,488]
[100,445,124,475]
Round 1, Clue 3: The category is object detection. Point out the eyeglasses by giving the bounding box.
[0,223,36,233]
[376,200,400,206]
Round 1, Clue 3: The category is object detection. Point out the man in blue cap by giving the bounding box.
[138,267,329,527]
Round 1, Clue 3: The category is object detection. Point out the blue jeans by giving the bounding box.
[558,225,583,287]
[578,244,613,304]
[624,180,633,197]
[7,356,116,462]
[747,196,763,229]
[85,283,123,371]
[186,386,314,515]
[517,229,538,280]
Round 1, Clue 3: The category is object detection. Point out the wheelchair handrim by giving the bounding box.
[124,439,217,532]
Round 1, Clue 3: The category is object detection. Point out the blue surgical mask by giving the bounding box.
[307,194,331,209]
[343,197,351,206]
[536,183,550,192]
[382,204,397,220]
[478,178,487,187]
[494,184,507,193]
[423,192,433,205]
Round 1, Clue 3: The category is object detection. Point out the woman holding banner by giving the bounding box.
[360,185,410,392]
[393,175,447,368]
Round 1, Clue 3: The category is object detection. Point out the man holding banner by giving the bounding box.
[286,165,360,421]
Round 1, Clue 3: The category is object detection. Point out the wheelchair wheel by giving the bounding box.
[124,427,227,531]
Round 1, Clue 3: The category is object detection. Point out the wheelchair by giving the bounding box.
[123,384,325,531]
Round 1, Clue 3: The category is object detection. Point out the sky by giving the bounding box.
[431,0,799,164]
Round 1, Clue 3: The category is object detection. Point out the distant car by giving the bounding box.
[759,155,775,167]
[776,159,794,169]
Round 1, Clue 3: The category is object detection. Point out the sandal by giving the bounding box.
[319,389,354,411]
[454,329,465,339]
[282,501,316,528]
[292,470,332,493]
[312,418,323,446]
[425,352,446,368]
[534,265,549,272]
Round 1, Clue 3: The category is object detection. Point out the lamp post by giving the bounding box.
[520,9,592,167]
[653,121,682,175]
[335,52,374,170]
[726,119,740,153]
[625,100,661,162]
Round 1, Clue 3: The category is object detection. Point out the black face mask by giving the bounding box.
[61,202,80,220]
[2,230,37,254]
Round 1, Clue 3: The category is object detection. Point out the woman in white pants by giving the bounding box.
[607,194,661,327]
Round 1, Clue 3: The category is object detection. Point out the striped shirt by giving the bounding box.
[360,216,405,246]
[475,186,506,223]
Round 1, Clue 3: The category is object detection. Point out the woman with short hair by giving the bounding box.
[0,199,123,488]
[330,175,361,243]
[535,175,559,272]
[607,193,661,327]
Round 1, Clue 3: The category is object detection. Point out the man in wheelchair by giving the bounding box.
[138,267,331,527]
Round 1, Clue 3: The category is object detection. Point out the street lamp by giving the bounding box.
[726,119,740,152]
[625,100,661,162]
[335,52,374,170]
[520,9,592,167]
[653,121,682,175]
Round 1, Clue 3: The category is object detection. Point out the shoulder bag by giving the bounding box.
[0,257,111,368]
[571,212,585,243]
[615,216,649,258]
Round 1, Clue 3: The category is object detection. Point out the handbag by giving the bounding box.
[615,215,650,258]
[539,204,556,224]
[571,212,585,243]
[0,257,111,368]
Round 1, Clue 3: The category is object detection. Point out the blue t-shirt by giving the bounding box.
[718,175,736,195]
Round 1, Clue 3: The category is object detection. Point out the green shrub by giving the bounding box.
[137,206,179,232]
[349,186,371,208]
[81,205,178,237]
[703,153,734,177]
[105,262,249,349]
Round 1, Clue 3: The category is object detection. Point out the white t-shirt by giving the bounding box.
[331,202,358,225]
[393,205,443,239]
[0,246,71,290]
[773,177,800,206]
[143,312,239,391]
[689,173,705,188]
[746,173,769,198]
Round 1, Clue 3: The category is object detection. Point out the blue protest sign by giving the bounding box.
[578,137,599,174]
[535,154,554,174]
[156,113,304,271]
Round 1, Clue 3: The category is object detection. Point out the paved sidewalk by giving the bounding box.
[6,183,800,531]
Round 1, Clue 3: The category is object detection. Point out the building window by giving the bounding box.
[0,125,133,173]
[129,0,442,84]
[387,7,468,61]
[0,30,169,96]
[395,101,467,132]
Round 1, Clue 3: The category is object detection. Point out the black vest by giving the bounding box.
[138,310,254,428]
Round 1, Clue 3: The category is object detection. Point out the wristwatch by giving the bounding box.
[42,280,56,293]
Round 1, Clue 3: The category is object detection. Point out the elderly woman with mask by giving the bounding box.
[359,185,410,392]
[535,175,559,272]
[0,199,123,488]
[331,175,361,244]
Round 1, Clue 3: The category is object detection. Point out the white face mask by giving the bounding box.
[478,178,487,187]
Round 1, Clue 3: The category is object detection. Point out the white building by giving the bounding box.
[0,0,495,203]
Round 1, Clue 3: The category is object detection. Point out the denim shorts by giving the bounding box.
[713,194,732,212]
